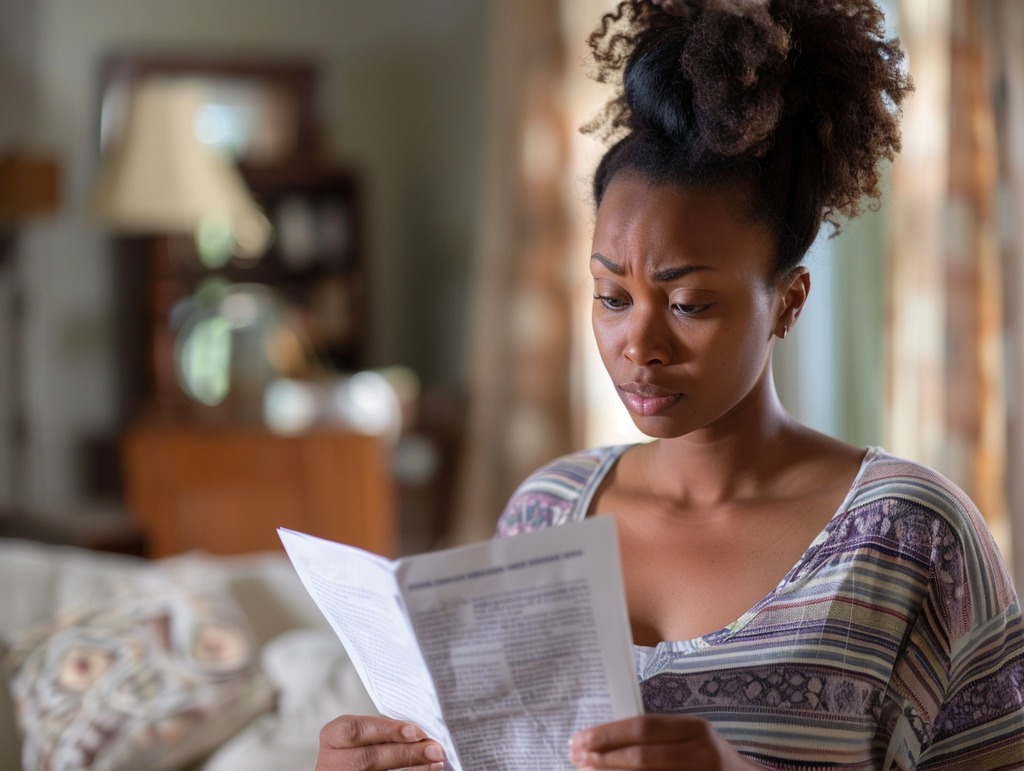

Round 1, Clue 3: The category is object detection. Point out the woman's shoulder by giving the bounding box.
[841,447,1018,621]
[852,447,975,508]
[493,445,634,538]
[850,448,999,544]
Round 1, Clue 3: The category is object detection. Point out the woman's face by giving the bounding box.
[590,174,796,440]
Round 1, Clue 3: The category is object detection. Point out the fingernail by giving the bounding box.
[425,743,445,762]
[571,748,598,765]
[429,764,445,771]
[401,724,423,741]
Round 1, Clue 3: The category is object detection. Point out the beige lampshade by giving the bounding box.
[90,77,271,253]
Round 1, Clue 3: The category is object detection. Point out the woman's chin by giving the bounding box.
[627,413,690,440]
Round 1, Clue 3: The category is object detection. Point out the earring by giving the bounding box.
[779,326,789,340]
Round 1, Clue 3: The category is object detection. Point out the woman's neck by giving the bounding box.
[640,373,805,507]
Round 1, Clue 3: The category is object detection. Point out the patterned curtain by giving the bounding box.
[888,0,1020,580]
[994,1,1024,585]
[886,1,952,488]
[450,0,576,544]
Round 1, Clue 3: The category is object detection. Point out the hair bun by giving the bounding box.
[682,3,791,156]
[623,29,696,138]
[619,0,790,156]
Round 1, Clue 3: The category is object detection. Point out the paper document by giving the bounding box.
[278,516,643,771]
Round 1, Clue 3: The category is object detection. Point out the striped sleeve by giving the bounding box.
[878,461,1024,769]
[920,604,1024,768]
[493,448,607,537]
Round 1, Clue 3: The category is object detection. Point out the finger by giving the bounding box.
[317,737,445,771]
[571,740,713,770]
[329,739,445,771]
[320,715,427,749]
[572,714,711,753]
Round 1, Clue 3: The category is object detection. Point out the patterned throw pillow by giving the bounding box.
[2,556,274,771]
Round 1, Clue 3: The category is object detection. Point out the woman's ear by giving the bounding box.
[774,267,810,340]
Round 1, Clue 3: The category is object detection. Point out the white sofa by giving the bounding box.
[0,537,376,771]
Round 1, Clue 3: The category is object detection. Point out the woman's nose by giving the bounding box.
[623,307,672,366]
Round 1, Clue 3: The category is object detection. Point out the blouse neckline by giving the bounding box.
[575,444,883,654]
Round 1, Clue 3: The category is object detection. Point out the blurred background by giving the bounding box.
[0,0,1021,587]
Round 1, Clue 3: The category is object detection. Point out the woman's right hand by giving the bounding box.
[315,715,446,771]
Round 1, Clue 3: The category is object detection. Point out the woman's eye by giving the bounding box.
[673,303,711,315]
[594,295,628,311]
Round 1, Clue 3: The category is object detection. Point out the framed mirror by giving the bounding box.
[97,52,319,169]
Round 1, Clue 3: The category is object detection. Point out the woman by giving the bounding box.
[316,1,1024,768]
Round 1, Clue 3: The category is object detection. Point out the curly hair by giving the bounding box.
[585,0,913,274]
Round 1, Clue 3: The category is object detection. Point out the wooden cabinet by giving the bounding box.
[122,424,395,558]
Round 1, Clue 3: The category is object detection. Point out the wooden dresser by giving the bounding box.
[122,424,395,558]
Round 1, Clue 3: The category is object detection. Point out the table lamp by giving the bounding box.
[90,77,272,260]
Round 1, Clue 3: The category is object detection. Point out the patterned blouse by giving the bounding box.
[494,445,1024,770]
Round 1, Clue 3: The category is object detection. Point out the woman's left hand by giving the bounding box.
[569,715,763,770]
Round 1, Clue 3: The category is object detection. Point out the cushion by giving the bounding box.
[2,554,274,771]
[201,628,376,771]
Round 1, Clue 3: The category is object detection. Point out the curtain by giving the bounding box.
[888,0,1020,581]
[994,1,1024,585]
[450,0,576,544]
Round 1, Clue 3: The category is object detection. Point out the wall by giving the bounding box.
[0,0,38,148]
[0,0,40,504]
[7,0,489,511]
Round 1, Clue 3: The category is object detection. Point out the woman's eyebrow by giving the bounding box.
[591,253,712,282]
[591,253,625,275]
[651,264,713,282]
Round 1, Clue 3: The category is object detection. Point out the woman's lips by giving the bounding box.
[617,384,682,416]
